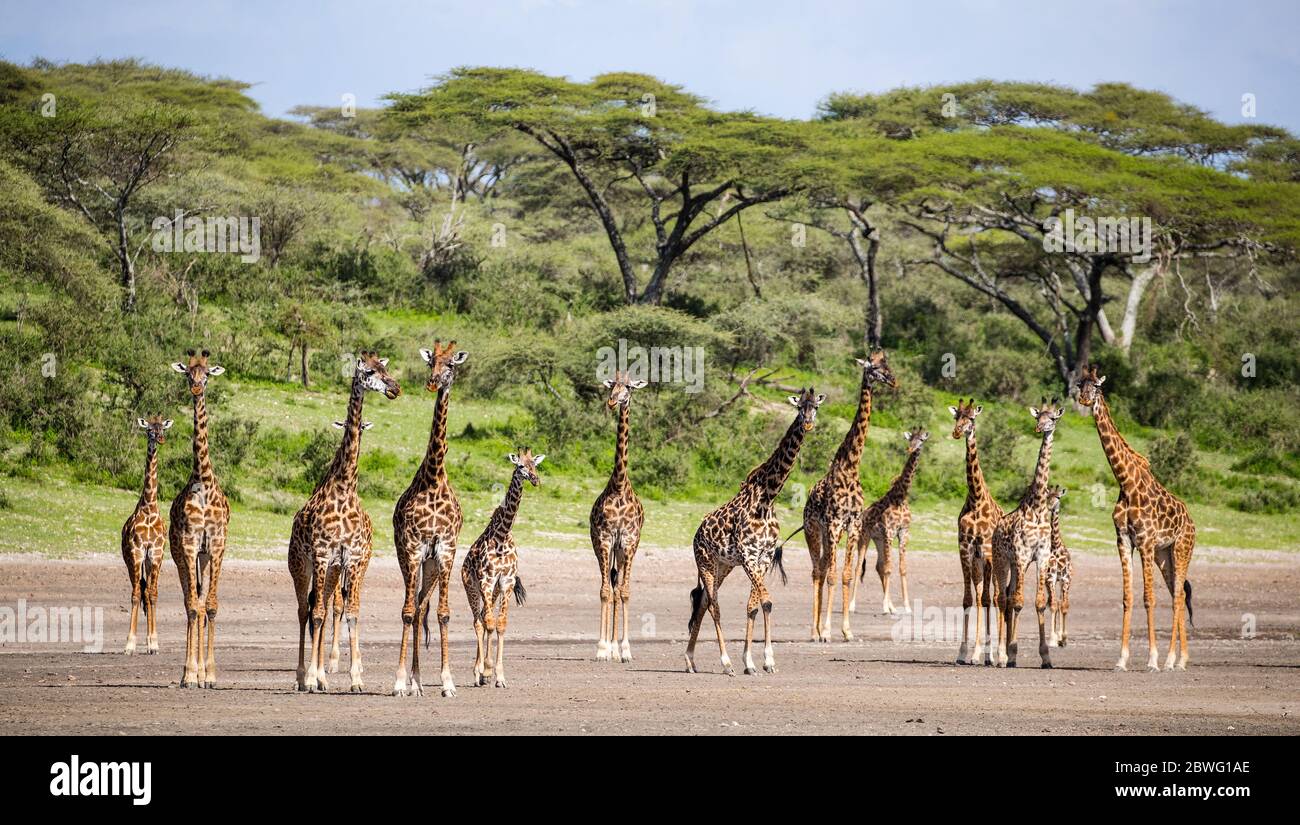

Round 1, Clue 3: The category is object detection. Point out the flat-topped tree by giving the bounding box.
[386,68,824,304]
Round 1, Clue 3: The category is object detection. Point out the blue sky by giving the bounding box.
[3,0,1297,130]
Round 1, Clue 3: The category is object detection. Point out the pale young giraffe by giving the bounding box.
[858,428,928,615]
[1044,485,1072,649]
[591,371,647,662]
[288,351,399,692]
[950,398,1004,666]
[991,400,1063,668]
[325,419,373,676]
[1076,365,1195,671]
[803,350,895,642]
[462,449,544,688]
[168,349,230,689]
[392,341,469,698]
[685,388,824,677]
[121,415,173,655]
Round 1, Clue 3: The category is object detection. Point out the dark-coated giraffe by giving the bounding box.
[462,449,544,688]
[991,400,1063,668]
[1076,365,1195,671]
[168,349,230,688]
[803,350,895,642]
[591,371,647,662]
[858,428,928,615]
[1044,485,1072,649]
[950,398,1004,666]
[121,415,173,655]
[685,388,824,676]
[392,341,469,697]
[288,351,399,692]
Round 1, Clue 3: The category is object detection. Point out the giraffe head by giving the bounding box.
[948,397,983,439]
[355,351,401,399]
[419,340,469,392]
[1048,485,1067,514]
[171,349,225,396]
[1030,398,1065,434]
[902,428,930,454]
[603,370,648,410]
[508,448,545,487]
[1073,364,1107,408]
[788,387,827,432]
[855,348,897,388]
[136,415,174,445]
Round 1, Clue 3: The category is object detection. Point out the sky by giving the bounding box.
[2,0,1298,131]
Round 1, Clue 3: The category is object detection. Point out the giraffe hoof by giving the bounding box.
[1114,663,1128,672]
[1147,664,1161,673]
[722,665,736,677]
[350,683,364,693]
[147,646,159,655]
[203,679,217,689]
[744,667,757,675]
[181,679,200,689]
[476,674,488,687]
[841,632,854,642]
[442,685,457,698]
[1059,638,1068,648]
[1040,662,1053,670]
[409,682,424,697]
[494,678,507,688]
[763,664,776,674]
[327,662,340,674]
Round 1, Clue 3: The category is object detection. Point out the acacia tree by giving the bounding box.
[386,68,825,304]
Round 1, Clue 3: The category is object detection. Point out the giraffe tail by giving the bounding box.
[422,602,431,649]
[1184,580,1194,629]
[513,576,527,606]
[687,580,705,630]
[772,543,789,586]
[610,535,622,589]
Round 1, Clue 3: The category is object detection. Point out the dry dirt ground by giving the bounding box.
[1,546,1297,735]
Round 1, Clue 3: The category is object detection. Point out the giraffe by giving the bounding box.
[858,428,928,615]
[803,350,895,642]
[462,449,544,688]
[590,371,647,662]
[168,349,231,689]
[1075,365,1195,671]
[991,400,1063,668]
[121,415,173,655]
[392,341,469,697]
[288,351,399,693]
[1044,485,1072,649]
[685,387,825,676]
[950,398,1004,666]
[325,419,373,676]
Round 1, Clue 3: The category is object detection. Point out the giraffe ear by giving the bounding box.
[171,362,187,374]
[1053,407,1064,419]
[920,431,930,442]
[532,454,545,466]
[1058,487,1067,498]
[788,396,801,407]
[333,421,346,429]
[629,380,648,389]
[973,405,983,416]
[419,348,434,364]
[602,379,615,389]
[1096,375,1106,385]
[1029,407,1040,418]
[815,394,826,406]
[361,421,375,431]
[947,406,958,417]
[854,358,868,368]
[451,350,469,365]
[137,417,149,428]
[207,365,225,376]
[162,419,174,430]
[377,358,389,368]
[507,452,521,466]
[903,431,912,440]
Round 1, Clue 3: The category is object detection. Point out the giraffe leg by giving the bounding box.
[176,541,201,688]
[1175,528,1193,669]
[308,561,336,692]
[595,539,613,661]
[326,583,342,674]
[1115,529,1134,671]
[823,527,840,635]
[1138,546,1160,672]
[617,538,639,662]
[392,545,420,696]
[145,550,162,653]
[1036,558,1052,668]
[980,557,994,666]
[436,549,456,697]
[840,525,859,640]
[684,573,709,673]
[124,550,142,655]
[874,534,895,614]
[1059,569,1071,648]
[1007,560,1026,668]
[742,568,761,676]
[202,533,226,689]
[479,584,497,686]
[345,564,366,693]
[805,523,824,642]
[758,572,775,673]
[1160,538,1190,671]
[992,551,1009,668]
[957,543,974,664]
[897,527,912,614]
[408,557,437,697]
[493,593,510,688]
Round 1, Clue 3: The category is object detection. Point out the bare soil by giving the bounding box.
[1,547,1297,735]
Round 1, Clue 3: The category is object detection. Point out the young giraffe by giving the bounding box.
[325,419,373,676]
[462,449,544,688]
[121,415,173,655]
[590,371,647,662]
[168,349,230,689]
[392,341,469,698]
[685,388,825,676]
[950,399,1004,666]
[858,428,929,615]
[288,351,399,693]
[1044,485,1072,649]
[803,350,895,642]
[1075,365,1195,671]
[991,400,1064,668]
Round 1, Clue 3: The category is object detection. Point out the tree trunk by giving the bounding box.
[117,207,136,312]
[300,345,310,388]
[864,235,881,348]
[286,342,296,383]
[1119,264,1159,357]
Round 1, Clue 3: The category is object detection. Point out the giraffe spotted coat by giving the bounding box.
[121,415,172,655]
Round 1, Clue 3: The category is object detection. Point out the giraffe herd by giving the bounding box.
[118,346,1198,695]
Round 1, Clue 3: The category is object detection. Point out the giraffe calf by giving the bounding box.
[122,416,172,655]
[1044,486,1072,648]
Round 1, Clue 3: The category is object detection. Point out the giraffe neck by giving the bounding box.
[748,414,808,502]
[1091,393,1143,493]
[829,376,872,478]
[416,386,452,488]
[1051,507,1062,547]
[964,430,990,507]
[1019,429,1054,511]
[323,374,367,492]
[608,403,631,490]
[890,448,921,500]
[139,440,159,508]
[488,473,524,539]
[191,391,216,486]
